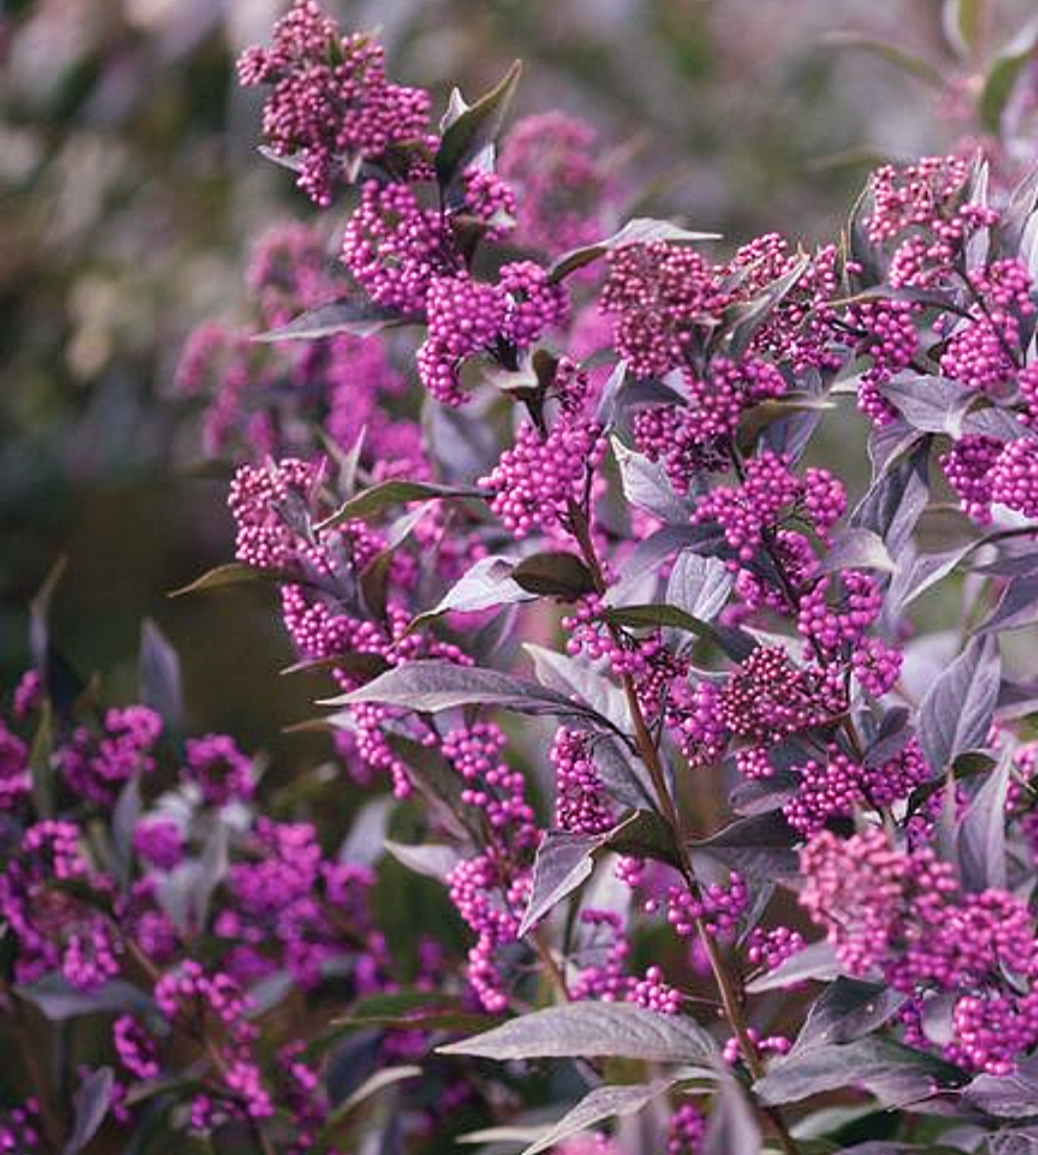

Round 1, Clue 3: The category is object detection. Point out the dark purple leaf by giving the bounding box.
[851,440,930,560]
[315,480,482,529]
[323,660,616,727]
[754,1038,963,1107]
[918,635,1001,772]
[409,556,533,631]
[979,573,1038,635]
[878,375,974,437]
[666,552,734,624]
[693,811,799,878]
[439,1002,719,1063]
[612,437,691,523]
[746,940,841,993]
[791,979,906,1053]
[957,747,1012,892]
[17,976,151,1021]
[255,298,410,342]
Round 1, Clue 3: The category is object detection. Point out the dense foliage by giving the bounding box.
[6,1,1038,1152]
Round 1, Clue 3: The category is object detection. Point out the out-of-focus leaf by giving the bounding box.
[384,839,460,882]
[821,31,945,88]
[439,1002,720,1063]
[255,298,410,342]
[942,0,982,58]
[549,218,721,283]
[139,619,183,732]
[64,1067,114,1154]
[979,16,1038,133]
[703,1074,761,1155]
[16,977,152,1021]
[918,634,1000,772]
[520,1080,678,1155]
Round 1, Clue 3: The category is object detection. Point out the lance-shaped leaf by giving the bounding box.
[322,660,617,726]
[817,528,895,575]
[17,976,152,1022]
[315,480,482,529]
[746,940,841,993]
[755,1038,963,1108]
[601,604,756,662]
[169,561,297,597]
[512,552,596,600]
[612,437,690,523]
[384,839,461,882]
[702,1073,761,1155]
[791,979,906,1054]
[979,573,1038,635]
[439,1001,719,1064]
[139,619,183,732]
[520,1080,678,1155]
[725,253,810,361]
[851,439,930,560]
[878,375,974,438]
[693,811,800,878]
[518,812,669,936]
[957,745,1013,892]
[918,634,1000,772]
[255,298,411,342]
[666,551,734,624]
[435,60,522,192]
[524,644,629,731]
[408,555,534,632]
[65,1067,115,1154]
[979,15,1038,133]
[549,217,721,283]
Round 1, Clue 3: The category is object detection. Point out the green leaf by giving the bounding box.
[820,32,945,88]
[169,562,296,597]
[314,481,482,529]
[439,1001,720,1064]
[549,217,721,283]
[254,298,410,342]
[979,16,1038,133]
[512,552,596,600]
[942,0,983,59]
[435,60,523,193]
[29,703,54,819]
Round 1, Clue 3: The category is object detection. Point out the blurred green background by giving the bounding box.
[2,0,1034,760]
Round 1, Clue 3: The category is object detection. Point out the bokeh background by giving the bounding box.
[2,0,1035,764]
